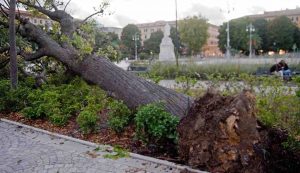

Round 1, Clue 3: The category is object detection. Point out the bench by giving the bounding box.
[127,65,148,72]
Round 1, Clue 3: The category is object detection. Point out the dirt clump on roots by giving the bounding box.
[178,90,263,173]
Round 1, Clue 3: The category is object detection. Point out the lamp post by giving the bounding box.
[224,1,233,59]
[132,33,139,60]
[246,23,255,58]
[225,21,231,59]
[175,0,179,67]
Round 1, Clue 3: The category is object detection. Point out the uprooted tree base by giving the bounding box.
[178,90,300,173]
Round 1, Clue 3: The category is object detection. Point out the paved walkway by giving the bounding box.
[0,120,183,173]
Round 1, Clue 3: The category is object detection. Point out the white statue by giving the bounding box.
[164,23,171,37]
[159,23,176,61]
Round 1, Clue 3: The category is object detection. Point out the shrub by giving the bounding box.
[76,108,98,134]
[0,80,11,111]
[134,103,179,144]
[0,78,34,112]
[22,78,107,127]
[22,89,62,120]
[107,100,132,133]
[49,109,69,126]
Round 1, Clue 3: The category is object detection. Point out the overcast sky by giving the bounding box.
[66,0,300,27]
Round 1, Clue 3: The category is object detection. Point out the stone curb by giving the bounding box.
[0,118,206,173]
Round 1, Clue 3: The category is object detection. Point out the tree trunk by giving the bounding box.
[73,55,192,118]
[9,0,18,89]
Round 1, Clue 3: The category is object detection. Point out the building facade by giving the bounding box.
[100,27,122,39]
[246,8,300,27]
[136,20,222,57]
[202,24,223,57]
[136,21,176,43]
[14,10,53,28]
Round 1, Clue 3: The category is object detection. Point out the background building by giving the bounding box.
[246,8,300,27]
[100,27,122,39]
[10,10,53,29]
[136,21,176,43]
[136,20,222,57]
[202,24,222,57]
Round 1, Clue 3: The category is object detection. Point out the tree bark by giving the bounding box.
[9,0,18,89]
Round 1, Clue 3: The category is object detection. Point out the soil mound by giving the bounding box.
[178,90,262,172]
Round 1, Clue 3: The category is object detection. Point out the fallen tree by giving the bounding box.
[1,1,298,172]
[0,0,191,118]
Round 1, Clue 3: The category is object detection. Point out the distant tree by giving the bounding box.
[179,15,208,56]
[252,18,268,53]
[218,18,262,55]
[94,31,120,61]
[218,24,227,53]
[170,26,186,55]
[120,24,141,58]
[143,30,163,54]
[267,16,296,52]
[294,27,300,51]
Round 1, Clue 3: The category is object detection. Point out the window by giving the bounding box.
[144,29,147,32]
[40,20,43,24]
[145,35,147,39]
[34,19,37,23]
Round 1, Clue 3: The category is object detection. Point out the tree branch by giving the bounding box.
[35,0,43,8]
[20,48,47,61]
[63,0,72,11]
[80,10,103,24]
[3,0,9,8]
[18,1,60,21]
[51,3,58,11]
[0,4,9,18]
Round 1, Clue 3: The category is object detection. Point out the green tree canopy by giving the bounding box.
[218,17,262,54]
[294,27,300,51]
[179,15,208,55]
[94,31,121,61]
[120,24,141,58]
[252,18,268,52]
[267,16,298,51]
[143,30,163,54]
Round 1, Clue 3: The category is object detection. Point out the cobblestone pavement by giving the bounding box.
[0,121,181,173]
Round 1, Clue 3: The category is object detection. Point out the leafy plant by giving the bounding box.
[0,78,34,112]
[21,78,107,127]
[107,100,132,133]
[134,103,179,145]
[76,108,98,134]
[103,145,129,159]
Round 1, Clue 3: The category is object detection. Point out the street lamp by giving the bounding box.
[224,1,233,59]
[132,33,139,60]
[225,21,231,59]
[175,0,179,67]
[246,23,255,58]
